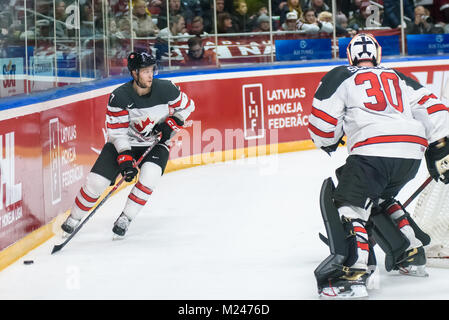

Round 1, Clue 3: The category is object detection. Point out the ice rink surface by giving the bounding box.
[1,147,449,300]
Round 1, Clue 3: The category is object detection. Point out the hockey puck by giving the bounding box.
[23,260,34,265]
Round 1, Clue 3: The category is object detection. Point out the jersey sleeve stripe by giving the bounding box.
[427,103,449,115]
[185,98,194,110]
[308,123,335,138]
[169,94,183,108]
[172,92,189,110]
[106,115,129,124]
[107,110,129,117]
[311,106,338,126]
[107,122,129,129]
[351,135,428,151]
[170,99,182,108]
[418,93,438,105]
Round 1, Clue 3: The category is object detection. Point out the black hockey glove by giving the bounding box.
[153,116,184,144]
[117,150,138,182]
[425,137,449,184]
[321,136,345,156]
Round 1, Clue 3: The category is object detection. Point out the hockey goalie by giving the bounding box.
[308,33,449,299]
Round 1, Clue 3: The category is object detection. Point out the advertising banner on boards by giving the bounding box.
[0,61,448,252]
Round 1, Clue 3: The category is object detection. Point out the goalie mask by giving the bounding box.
[346,33,382,66]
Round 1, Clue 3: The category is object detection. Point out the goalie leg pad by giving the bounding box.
[314,178,348,287]
[407,215,431,247]
[318,178,348,257]
[370,204,410,271]
[392,201,431,247]
[314,178,369,291]
[380,198,430,249]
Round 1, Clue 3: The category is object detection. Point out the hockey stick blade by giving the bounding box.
[51,187,117,254]
[51,243,63,254]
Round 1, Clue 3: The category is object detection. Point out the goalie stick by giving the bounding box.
[51,139,158,254]
[402,176,433,208]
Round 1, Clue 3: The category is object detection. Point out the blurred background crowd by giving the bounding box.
[0,0,448,95]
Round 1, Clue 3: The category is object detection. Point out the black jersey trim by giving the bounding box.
[394,69,423,90]
[314,66,354,101]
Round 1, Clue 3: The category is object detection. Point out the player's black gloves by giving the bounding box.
[425,137,449,184]
[321,136,345,156]
[153,116,184,144]
[117,150,138,182]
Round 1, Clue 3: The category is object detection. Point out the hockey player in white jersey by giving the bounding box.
[60,51,195,238]
[309,33,449,298]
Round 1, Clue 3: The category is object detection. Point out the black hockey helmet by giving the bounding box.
[127,51,157,73]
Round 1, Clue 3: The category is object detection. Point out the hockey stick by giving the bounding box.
[402,176,433,208]
[51,140,158,254]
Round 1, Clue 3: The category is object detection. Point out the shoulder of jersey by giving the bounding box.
[153,78,177,90]
[109,81,134,108]
[314,65,355,100]
[392,68,423,90]
[153,78,181,97]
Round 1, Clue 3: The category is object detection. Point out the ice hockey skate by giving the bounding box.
[395,246,429,277]
[112,213,132,239]
[319,274,368,299]
[60,215,81,237]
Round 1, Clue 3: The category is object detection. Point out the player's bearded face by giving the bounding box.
[134,66,154,88]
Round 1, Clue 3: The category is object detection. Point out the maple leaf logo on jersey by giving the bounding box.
[134,117,154,134]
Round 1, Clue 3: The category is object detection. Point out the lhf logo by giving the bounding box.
[242,84,264,140]
[49,118,61,204]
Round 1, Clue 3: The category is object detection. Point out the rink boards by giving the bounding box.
[0,57,449,270]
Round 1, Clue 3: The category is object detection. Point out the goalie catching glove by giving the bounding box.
[117,151,138,182]
[153,116,184,144]
[425,136,449,184]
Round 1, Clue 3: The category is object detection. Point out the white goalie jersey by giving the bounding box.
[308,65,449,159]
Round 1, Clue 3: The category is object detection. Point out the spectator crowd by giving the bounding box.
[1,0,449,67]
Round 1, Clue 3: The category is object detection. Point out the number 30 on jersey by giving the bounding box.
[355,71,404,113]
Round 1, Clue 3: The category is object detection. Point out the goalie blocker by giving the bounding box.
[315,178,431,294]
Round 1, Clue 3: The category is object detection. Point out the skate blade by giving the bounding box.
[319,285,368,299]
[61,231,71,239]
[398,265,429,277]
[112,233,125,241]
